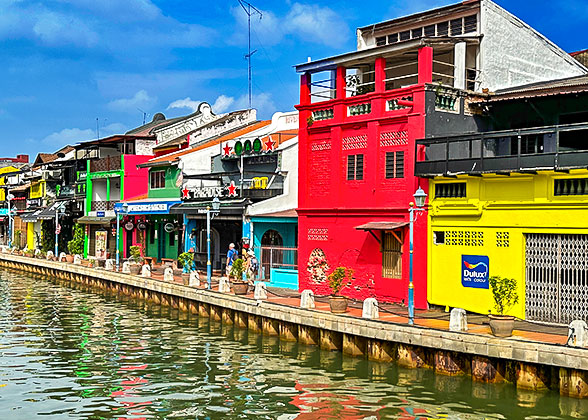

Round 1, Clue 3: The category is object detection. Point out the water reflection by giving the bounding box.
[0,269,587,419]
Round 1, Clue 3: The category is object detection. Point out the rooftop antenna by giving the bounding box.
[137,108,149,125]
[96,117,99,140]
[238,0,262,109]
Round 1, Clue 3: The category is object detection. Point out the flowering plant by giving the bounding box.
[307,249,329,283]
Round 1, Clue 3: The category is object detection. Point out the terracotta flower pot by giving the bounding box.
[65,254,74,263]
[232,282,249,295]
[181,273,191,285]
[329,296,348,313]
[129,264,142,275]
[488,314,515,337]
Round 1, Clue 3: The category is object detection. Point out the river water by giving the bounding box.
[0,269,586,419]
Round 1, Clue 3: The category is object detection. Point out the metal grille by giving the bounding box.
[259,246,298,281]
[525,233,588,324]
[382,232,402,278]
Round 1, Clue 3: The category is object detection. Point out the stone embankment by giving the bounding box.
[1,253,588,398]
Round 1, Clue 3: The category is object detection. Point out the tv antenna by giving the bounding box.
[138,108,150,125]
[238,0,262,109]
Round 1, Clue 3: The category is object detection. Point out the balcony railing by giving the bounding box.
[91,201,119,211]
[415,123,588,176]
[90,156,121,173]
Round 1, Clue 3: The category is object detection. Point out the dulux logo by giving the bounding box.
[461,255,489,289]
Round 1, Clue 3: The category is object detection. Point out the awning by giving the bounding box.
[36,201,67,221]
[114,199,181,215]
[21,210,41,223]
[355,222,409,231]
[77,215,115,225]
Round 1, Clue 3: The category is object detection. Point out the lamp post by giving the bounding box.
[408,186,427,326]
[206,197,221,290]
[115,202,129,271]
[7,193,14,248]
[54,204,60,257]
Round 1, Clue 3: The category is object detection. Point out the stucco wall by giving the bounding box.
[480,0,586,91]
[123,155,151,200]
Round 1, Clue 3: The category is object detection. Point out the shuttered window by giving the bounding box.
[382,232,402,278]
[385,151,404,179]
[347,154,364,180]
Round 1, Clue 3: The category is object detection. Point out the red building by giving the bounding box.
[294,0,585,307]
[295,49,431,307]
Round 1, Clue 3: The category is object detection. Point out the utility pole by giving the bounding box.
[238,0,262,109]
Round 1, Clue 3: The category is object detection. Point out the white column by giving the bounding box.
[453,42,467,90]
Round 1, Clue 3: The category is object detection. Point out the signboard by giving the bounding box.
[222,136,276,158]
[164,222,175,233]
[461,255,489,289]
[124,221,135,231]
[95,230,108,259]
[137,221,147,231]
[97,211,105,217]
[181,185,232,200]
[27,198,41,208]
[127,203,167,213]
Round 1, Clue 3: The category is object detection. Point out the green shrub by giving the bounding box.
[67,223,84,255]
[327,266,353,296]
[178,252,195,273]
[489,276,519,315]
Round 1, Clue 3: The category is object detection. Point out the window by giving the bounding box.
[382,232,402,278]
[385,151,404,179]
[464,15,478,33]
[347,154,364,180]
[450,18,463,35]
[150,171,165,189]
[376,36,386,46]
[149,224,155,244]
[435,182,466,198]
[399,30,410,41]
[169,232,175,246]
[434,231,445,245]
[437,21,449,36]
[424,25,436,37]
[411,27,423,38]
[388,33,398,44]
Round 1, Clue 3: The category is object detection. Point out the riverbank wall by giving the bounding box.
[2,254,588,399]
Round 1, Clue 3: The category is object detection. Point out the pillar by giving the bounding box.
[375,57,386,93]
[418,46,433,84]
[367,339,396,362]
[210,305,221,321]
[279,322,298,342]
[471,356,509,383]
[336,66,346,99]
[298,325,320,346]
[300,73,311,106]
[235,311,248,328]
[262,317,279,336]
[453,41,467,90]
[516,362,552,391]
[434,350,469,376]
[222,308,234,325]
[319,329,342,351]
[342,334,366,357]
[560,368,588,398]
[248,314,262,333]
[397,344,432,369]
[198,303,210,318]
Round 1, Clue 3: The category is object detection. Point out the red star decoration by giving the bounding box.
[264,137,275,151]
[222,143,232,157]
[227,181,237,197]
[181,188,190,199]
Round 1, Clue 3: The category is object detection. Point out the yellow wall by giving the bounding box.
[27,222,35,249]
[0,166,18,202]
[427,170,588,319]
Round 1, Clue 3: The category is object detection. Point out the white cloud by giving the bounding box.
[41,123,127,147]
[57,0,161,22]
[107,90,157,113]
[227,93,276,117]
[167,97,200,113]
[33,11,98,47]
[230,2,349,48]
[212,95,235,113]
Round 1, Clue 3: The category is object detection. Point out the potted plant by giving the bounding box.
[178,251,195,285]
[327,266,353,313]
[230,258,248,295]
[66,223,84,263]
[128,245,143,275]
[488,276,519,337]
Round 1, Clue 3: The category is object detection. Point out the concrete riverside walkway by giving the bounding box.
[2,252,588,399]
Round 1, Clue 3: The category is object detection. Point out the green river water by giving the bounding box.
[0,268,587,419]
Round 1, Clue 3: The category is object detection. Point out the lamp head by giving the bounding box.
[212,196,220,211]
[413,187,427,208]
[122,202,129,214]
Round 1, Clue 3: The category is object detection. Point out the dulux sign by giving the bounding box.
[461,255,489,289]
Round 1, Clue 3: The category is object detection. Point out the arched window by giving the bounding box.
[261,229,283,246]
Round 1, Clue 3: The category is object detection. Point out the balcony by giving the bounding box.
[415,123,588,177]
[91,201,119,212]
[90,156,121,173]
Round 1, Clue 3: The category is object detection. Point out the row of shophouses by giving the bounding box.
[3,0,588,325]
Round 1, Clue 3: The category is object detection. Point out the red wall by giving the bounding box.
[296,48,432,308]
[123,155,151,201]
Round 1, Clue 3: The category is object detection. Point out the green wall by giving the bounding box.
[148,166,181,199]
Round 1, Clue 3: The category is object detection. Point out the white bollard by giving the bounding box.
[300,289,315,309]
[362,298,379,319]
[189,271,200,287]
[73,254,82,265]
[254,282,267,300]
[163,267,174,282]
[59,252,67,262]
[568,320,588,347]
[105,259,114,271]
[218,277,231,293]
[34,249,41,257]
[141,264,151,278]
[449,308,468,332]
[46,251,54,260]
[122,261,131,274]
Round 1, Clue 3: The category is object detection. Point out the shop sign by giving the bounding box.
[124,221,135,231]
[137,221,147,231]
[222,136,276,159]
[90,172,120,179]
[181,185,233,200]
[97,211,105,217]
[127,203,167,213]
[0,209,8,216]
[95,230,108,259]
[164,222,175,233]
[26,198,41,208]
[461,255,489,289]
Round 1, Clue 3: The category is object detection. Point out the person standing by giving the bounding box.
[226,243,238,277]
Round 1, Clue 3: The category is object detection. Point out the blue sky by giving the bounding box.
[0,0,586,158]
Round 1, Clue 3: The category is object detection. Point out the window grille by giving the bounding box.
[411,27,423,38]
[150,171,166,189]
[435,182,466,198]
[347,154,364,180]
[554,178,588,196]
[444,230,483,246]
[437,21,449,36]
[424,25,435,37]
[464,15,478,33]
[385,151,404,179]
[382,232,402,278]
[388,33,398,44]
[399,30,410,41]
[496,232,510,247]
[376,36,386,46]
[450,19,463,35]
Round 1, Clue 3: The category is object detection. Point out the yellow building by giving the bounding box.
[26,180,47,249]
[0,165,19,202]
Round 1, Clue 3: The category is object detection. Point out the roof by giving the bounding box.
[250,209,298,219]
[355,221,409,231]
[125,113,184,136]
[482,74,588,102]
[76,134,154,148]
[33,153,57,166]
[76,215,115,224]
[142,120,272,167]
